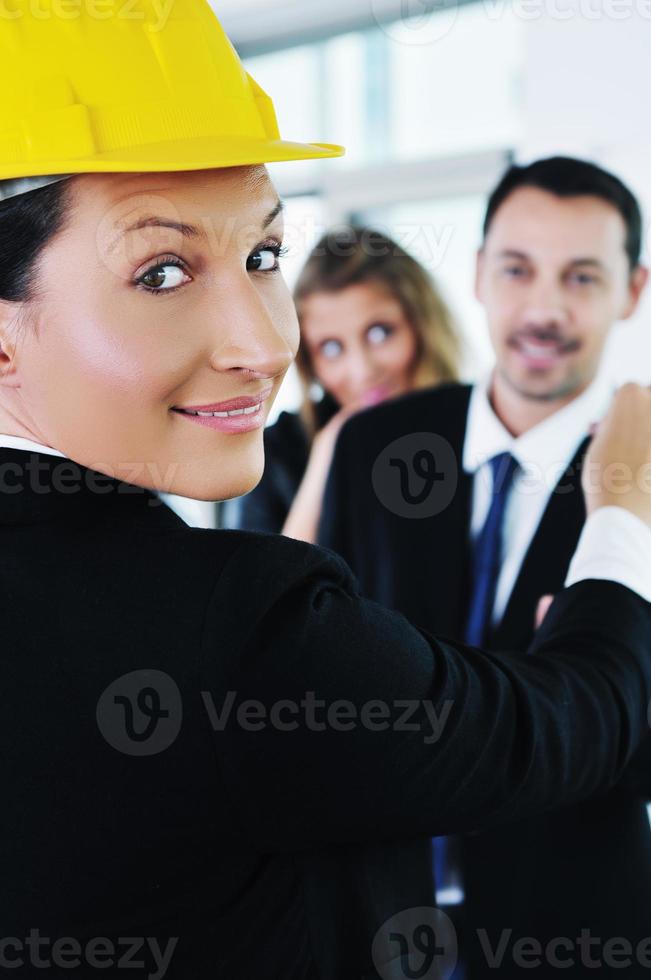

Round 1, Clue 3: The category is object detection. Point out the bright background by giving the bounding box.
[219,0,651,422]
[165,0,651,526]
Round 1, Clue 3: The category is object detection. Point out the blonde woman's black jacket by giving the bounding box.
[2,445,651,980]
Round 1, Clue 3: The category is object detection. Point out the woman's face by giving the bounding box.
[299,282,420,410]
[0,166,298,500]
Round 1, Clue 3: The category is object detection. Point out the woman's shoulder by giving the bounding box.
[219,528,354,589]
[174,528,359,637]
[158,524,355,596]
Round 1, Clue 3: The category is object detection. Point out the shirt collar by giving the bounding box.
[0,433,66,458]
[463,371,614,478]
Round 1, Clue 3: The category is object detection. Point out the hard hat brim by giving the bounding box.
[0,137,345,181]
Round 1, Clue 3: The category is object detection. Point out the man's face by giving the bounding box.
[475,186,648,402]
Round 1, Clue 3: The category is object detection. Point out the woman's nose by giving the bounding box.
[207,286,297,379]
[344,349,377,389]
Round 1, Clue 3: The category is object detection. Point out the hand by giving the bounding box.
[583,383,651,526]
[281,402,361,543]
[535,595,554,630]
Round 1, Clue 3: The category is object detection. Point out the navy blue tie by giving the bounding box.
[432,452,519,914]
[464,452,520,648]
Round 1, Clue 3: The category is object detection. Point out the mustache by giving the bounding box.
[508,325,581,350]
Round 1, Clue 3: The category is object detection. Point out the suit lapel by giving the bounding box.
[489,436,591,651]
[399,467,474,638]
[388,389,474,638]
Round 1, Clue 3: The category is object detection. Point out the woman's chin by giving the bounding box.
[166,455,265,503]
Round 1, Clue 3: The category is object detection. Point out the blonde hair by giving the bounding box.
[293,226,462,437]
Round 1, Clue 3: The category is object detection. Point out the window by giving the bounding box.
[387,5,524,161]
[245,5,524,171]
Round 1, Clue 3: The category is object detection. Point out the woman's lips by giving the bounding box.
[173,405,266,434]
[171,386,272,434]
[360,384,393,407]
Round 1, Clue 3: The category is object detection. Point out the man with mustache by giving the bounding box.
[318,156,651,977]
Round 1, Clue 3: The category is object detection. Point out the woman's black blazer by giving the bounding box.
[1,446,651,979]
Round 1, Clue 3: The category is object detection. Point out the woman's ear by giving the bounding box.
[0,300,23,388]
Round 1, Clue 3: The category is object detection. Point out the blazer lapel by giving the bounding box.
[389,390,474,638]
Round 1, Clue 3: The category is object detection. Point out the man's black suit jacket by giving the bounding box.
[318,383,651,977]
[3,445,651,979]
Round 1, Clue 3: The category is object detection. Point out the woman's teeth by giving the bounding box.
[183,403,262,418]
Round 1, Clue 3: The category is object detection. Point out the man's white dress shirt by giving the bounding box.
[463,373,651,617]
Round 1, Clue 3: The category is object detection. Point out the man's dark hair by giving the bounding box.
[483,156,643,270]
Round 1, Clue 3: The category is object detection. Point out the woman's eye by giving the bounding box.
[247,245,285,273]
[503,265,527,278]
[367,323,393,345]
[321,339,343,360]
[136,260,189,295]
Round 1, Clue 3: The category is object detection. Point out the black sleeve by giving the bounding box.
[617,734,651,799]
[201,536,651,852]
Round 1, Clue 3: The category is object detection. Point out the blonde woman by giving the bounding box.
[234,225,462,538]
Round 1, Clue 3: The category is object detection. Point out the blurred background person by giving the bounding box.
[226,225,462,536]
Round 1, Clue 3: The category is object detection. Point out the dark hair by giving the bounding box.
[0,178,73,303]
[483,156,643,270]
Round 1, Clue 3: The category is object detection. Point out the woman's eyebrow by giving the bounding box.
[262,199,284,229]
[118,217,203,240]
[116,200,285,242]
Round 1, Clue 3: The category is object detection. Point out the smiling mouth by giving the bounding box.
[173,403,263,419]
[509,332,580,363]
[171,385,273,418]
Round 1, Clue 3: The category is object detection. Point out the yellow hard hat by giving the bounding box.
[0,0,344,183]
